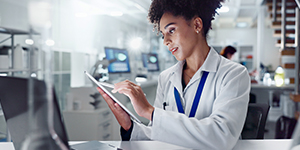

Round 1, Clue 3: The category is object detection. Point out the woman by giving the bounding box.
[97,0,250,149]
[220,45,237,60]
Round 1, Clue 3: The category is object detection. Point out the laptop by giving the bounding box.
[0,76,120,150]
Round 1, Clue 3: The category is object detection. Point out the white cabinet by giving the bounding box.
[239,46,253,71]
[63,108,112,141]
[0,27,38,76]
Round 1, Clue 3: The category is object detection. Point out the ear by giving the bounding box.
[193,17,203,34]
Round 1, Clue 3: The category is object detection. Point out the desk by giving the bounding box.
[0,139,293,150]
[251,84,295,90]
[233,139,292,150]
[251,84,295,104]
[251,83,296,121]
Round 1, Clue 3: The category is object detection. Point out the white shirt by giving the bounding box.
[130,47,251,150]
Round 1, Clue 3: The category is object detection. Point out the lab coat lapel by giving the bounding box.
[168,61,185,112]
[169,61,185,93]
[182,48,220,116]
[185,48,218,90]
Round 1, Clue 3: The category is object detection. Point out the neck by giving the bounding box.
[185,40,210,73]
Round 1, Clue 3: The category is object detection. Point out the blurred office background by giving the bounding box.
[0,0,299,142]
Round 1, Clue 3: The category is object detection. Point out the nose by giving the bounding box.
[163,35,171,46]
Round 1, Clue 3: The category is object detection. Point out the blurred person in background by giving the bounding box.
[220,45,237,60]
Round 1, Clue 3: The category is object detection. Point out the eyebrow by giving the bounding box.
[164,22,176,29]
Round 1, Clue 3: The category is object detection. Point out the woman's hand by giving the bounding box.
[97,87,132,131]
[112,80,154,121]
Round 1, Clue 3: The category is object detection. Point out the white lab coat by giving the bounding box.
[130,47,251,150]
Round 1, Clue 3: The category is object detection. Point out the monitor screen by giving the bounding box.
[0,76,70,150]
[104,47,131,73]
[142,53,160,72]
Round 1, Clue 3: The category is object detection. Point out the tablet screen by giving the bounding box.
[84,71,141,123]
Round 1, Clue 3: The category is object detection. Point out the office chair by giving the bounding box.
[249,93,256,103]
[275,116,297,139]
[241,103,270,139]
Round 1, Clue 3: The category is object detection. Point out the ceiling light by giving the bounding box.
[45,39,55,46]
[217,6,229,13]
[25,39,34,45]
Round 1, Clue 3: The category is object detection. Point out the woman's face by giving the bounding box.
[227,53,234,60]
[159,12,199,61]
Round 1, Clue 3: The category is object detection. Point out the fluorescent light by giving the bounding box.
[218,6,229,13]
[45,39,55,46]
[31,73,37,77]
[0,73,7,76]
[25,39,34,45]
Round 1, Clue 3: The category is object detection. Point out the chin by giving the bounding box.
[174,56,184,61]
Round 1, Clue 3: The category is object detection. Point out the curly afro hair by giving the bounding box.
[148,0,224,38]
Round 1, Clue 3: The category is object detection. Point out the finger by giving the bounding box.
[115,80,138,89]
[112,84,132,93]
[112,103,130,118]
[115,88,133,99]
[112,81,128,93]
[114,103,127,114]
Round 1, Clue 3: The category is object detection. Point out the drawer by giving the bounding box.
[97,120,112,140]
[98,109,112,121]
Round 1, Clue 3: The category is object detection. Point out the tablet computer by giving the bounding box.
[84,71,141,123]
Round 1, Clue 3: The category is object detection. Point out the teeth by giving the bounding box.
[172,48,176,52]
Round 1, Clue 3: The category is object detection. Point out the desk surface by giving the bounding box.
[251,83,295,90]
[233,139,292,150]
[0,139,294,150]
[101,140,293,150]
[0,139,291,150]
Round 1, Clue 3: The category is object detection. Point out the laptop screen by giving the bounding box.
[0,76,70,150]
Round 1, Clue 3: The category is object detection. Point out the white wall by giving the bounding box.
[0,0,29,47]
[208,27,280,71]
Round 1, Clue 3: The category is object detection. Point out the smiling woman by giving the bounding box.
[97,0,251,150]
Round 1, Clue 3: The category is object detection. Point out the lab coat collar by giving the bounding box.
[170,60,185,92]
[169,47,220,92]
[197,47,219,73]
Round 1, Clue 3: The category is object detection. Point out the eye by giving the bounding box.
[161,36,164,39]
[169,28,175,34]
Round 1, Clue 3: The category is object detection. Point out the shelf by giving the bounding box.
[0,27,38,35]
[0,69,40,72]
[0,27,39,75]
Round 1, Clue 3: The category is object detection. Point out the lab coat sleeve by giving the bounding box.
[150,67,250,150]
[129,73,166,140]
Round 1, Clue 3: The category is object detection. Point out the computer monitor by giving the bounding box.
[0,76,118,150]
[0,76,70,150]
[141,53,160,72]
[104,47,131,73]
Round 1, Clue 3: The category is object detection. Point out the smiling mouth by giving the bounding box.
[170,47,178,54]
